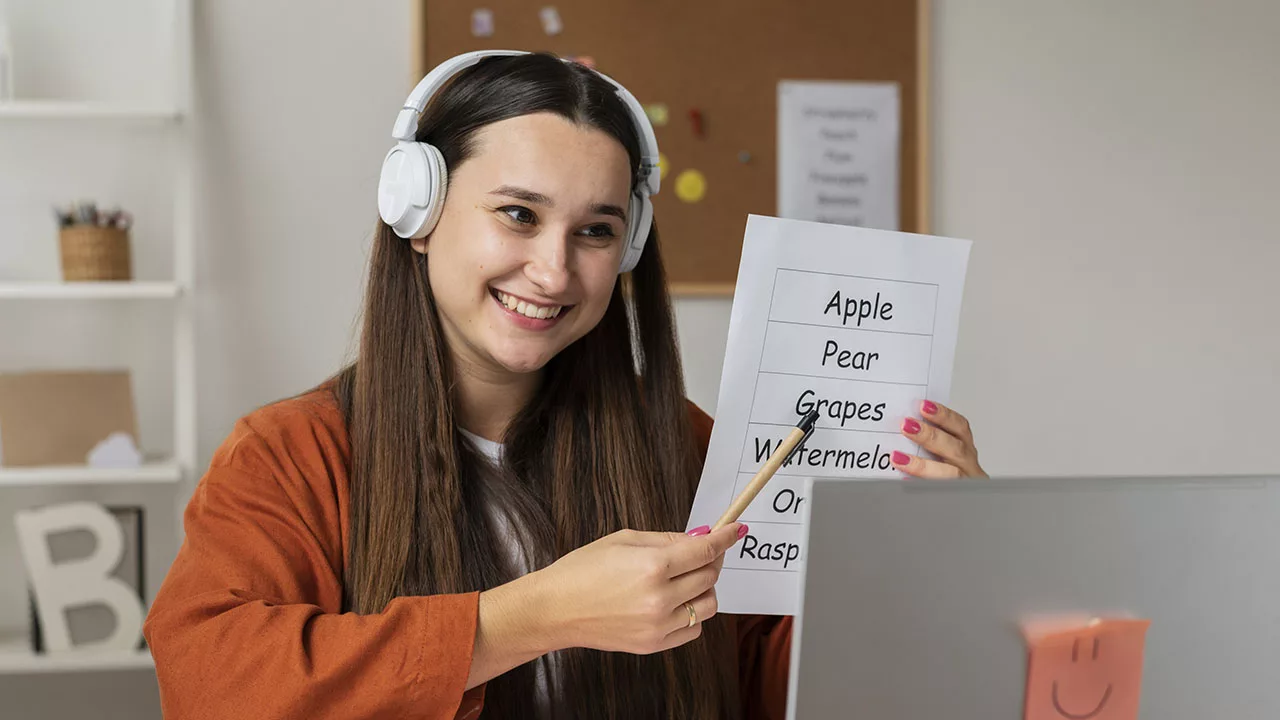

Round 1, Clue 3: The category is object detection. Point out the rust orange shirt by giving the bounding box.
[144,387,792,719]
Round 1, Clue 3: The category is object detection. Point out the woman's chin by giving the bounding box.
[492,350,555,376]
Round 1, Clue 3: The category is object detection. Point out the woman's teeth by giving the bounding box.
[495,290,563,320]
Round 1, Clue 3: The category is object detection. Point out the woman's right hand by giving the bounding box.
[535,523,746,655]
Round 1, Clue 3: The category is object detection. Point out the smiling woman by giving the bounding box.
[419,112,634,378]
[140,51,795,720]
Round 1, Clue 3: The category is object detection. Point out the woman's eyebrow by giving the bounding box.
[489,185,554,206]
[490,185,627,222]
[591,203,628,223]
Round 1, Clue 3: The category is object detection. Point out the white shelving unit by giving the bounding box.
[0,281,182,300]
[0,460,182,489]
[0,101,181,123]
[0,636,153,674]
[0,0,195,676]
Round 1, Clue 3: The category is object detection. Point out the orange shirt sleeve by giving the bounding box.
[686,402,795,720]
[143,414,484,720]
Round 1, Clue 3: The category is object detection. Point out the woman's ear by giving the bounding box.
[410,236,429,255]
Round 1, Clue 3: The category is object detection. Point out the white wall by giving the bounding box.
[2,0,1279,716]
[929,0,1280,476]
[688,0,1280,478]
[190,0,405,462]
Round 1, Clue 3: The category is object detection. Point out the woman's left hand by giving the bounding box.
[891,400,987,479]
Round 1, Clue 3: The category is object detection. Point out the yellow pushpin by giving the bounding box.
[675,169,707,203]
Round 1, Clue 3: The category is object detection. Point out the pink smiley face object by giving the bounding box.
[1023,618,1151,720]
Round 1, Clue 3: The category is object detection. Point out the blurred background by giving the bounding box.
[0,0,1277,716]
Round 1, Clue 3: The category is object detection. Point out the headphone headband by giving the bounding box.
[378,50,660,273]
[391,50,525,142]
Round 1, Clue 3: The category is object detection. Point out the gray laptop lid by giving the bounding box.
[789,476,1280,719]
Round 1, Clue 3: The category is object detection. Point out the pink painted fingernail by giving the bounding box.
[891,451,912,466]
[902,418,921,435]
[737,524,750,540]
[687,525,710,537]
[922,400,939,415]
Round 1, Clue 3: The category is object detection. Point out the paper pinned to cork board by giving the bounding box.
[778,80,900,231]
[0,370,140,467]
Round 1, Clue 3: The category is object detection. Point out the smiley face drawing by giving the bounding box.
[1023,618,1151,720]
[1050,636,1113,719]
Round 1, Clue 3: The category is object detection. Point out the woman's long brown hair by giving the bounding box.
[331,54,740,719]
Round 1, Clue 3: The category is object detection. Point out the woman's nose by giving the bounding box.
[525,232,571,296]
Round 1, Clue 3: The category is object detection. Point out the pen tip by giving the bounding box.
[800,408,819,431]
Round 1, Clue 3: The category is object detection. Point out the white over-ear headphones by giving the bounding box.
[377,50,661,274]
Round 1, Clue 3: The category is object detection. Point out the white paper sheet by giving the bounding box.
[686,215,971,615]
[778,81,900,230]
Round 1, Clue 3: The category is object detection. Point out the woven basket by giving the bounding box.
[59,226,132,281]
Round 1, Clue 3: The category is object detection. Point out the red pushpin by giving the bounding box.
[689,108,705,138]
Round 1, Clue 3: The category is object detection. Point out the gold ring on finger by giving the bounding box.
[684,601,697,628]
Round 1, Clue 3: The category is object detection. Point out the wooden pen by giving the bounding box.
[712,408,820,531]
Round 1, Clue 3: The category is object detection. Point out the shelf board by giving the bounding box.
[0,282,182,300]
[0,100,182,123]
[0,638,153,675]
[0,460,182,488]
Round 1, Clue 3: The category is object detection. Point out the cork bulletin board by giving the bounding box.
[414,0,930,294]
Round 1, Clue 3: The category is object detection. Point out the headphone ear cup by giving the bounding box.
[618,192,653,274]
[378,141,448,239]
[414,144,448,239]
